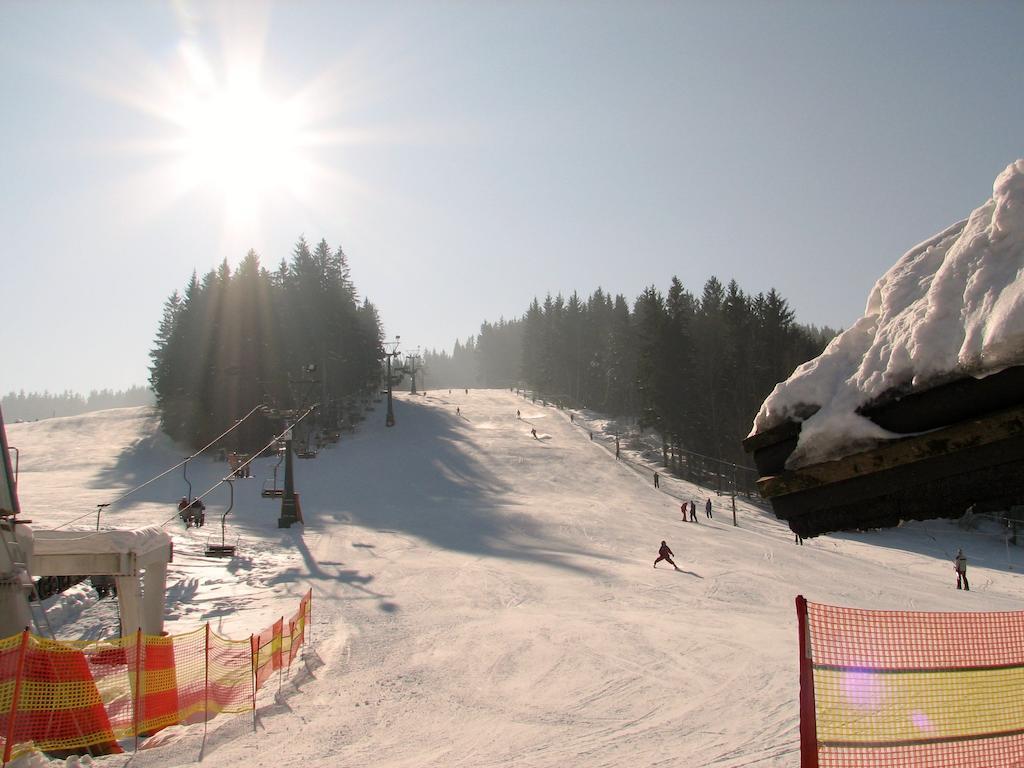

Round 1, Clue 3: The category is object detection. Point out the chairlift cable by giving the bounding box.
[158,405,318,528]
[54,404,266,530]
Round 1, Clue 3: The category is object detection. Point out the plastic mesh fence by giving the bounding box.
[797,597,1024,768]
[0,587,312,762]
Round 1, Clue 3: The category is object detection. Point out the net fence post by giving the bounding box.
[3,629,30,765]
[795,596,819,768]
[249,634,257,732]
[134,628,142,753]
[278,617,284,693]
[203,623,210,738]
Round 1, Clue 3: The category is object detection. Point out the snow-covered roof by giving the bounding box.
[751,159,1024,469]
[33,525,172,556]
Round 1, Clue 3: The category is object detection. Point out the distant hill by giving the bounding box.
[1,386,154,422]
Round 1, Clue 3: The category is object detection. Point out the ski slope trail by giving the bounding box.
[8,391,1024,767]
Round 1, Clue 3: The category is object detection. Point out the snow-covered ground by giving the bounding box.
[752,158,1024,469]
[8,392,1024,767]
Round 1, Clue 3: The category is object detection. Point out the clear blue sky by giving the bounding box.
[2,0,1022,394]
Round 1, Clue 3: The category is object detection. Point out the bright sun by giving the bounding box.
[178,84,304,201]
[178,84,305,208]
[102,14,362,247]
[165,39,316,232]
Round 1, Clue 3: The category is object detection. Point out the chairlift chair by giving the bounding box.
[205,479,237,558]
[261,444,286,498]
[295,430,317,459]
[261,480,284,498]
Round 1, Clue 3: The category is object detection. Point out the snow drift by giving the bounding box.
[751,159,1024,469]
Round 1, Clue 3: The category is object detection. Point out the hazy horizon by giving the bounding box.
[4,1,1022,394]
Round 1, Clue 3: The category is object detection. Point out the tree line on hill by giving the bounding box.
[0,386,154,422]
[149,238,384,451]
[423,277,837,466]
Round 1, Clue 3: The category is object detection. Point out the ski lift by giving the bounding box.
[175,457,205,527]
[261,442,285,498]
[205,479,237,558]
[179,497,205,528]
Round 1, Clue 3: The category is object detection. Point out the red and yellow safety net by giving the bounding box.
[797,596,1024,768]
[0,587,312,763]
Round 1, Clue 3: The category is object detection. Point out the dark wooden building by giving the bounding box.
[742,366,1024,538]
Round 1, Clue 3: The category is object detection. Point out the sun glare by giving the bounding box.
[96,10,374,248]
[158,36,320,237]
[178,84,304,201]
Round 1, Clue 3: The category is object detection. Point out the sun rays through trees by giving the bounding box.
[149,238,383,450]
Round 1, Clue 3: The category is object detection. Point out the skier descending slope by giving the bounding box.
[653,540,681,571]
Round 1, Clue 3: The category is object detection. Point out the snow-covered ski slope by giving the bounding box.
[9,391,1024,768]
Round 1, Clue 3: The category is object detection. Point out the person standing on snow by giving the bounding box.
[653,541,680,570]
[653,471,660,489]
[178,496,191,525]
[689,500,698,522]
[954,549,969,591]
[705,498,713,519]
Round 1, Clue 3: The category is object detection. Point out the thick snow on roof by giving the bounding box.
[33,525,172,556]
[752,159,1024,469]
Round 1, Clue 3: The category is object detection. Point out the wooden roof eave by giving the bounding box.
[757,404,1024,499]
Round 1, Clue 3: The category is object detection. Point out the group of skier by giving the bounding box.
[178,496,206,528]
[676,498,712,522]
[654,498,714,572]
[227,451,251,479]
[516,397,970,589]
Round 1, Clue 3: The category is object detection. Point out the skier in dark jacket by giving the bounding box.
[954,549,969,590]
[653,540,680,570]
[689,500,697,522]
[653,472,660,488]
[705,498,713,519]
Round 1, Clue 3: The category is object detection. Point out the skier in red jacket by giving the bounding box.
[653,541,680,570]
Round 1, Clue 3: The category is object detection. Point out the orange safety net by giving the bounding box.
[252,589,312,693]
[796,596,1024,768]
[0,587,313,762]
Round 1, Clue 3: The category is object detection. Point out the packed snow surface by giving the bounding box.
[8,396,1024,767]
[752,159,1024,469]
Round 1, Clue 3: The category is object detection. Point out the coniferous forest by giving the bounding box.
[149,238,384,451]
[424,277,837,466]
